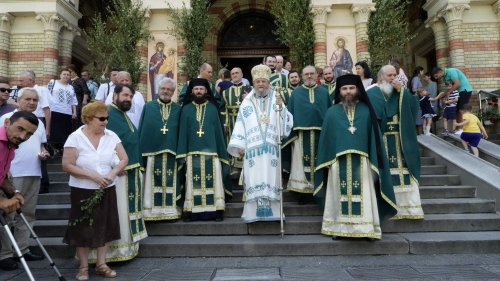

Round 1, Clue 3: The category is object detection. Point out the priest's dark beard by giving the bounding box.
[341,96,358,109]
[194,95,207,104]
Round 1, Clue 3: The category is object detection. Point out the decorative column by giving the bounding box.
[494,1,500,27]
[35,13,66,83]
[0,13,13,79]
[59,26,80,67]
[311,6,331,67]
[426,17,450,67]
[439,3,470,68]
[351,4,375,63]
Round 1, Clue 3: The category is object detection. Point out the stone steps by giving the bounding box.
[30,147,500,257]
[32,213,500,237]
[32,231,500,258]
[35,198,496,221]
[36,185,477,205]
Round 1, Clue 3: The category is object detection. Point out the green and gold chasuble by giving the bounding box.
[90,104,147,262]
[367,85,424,219]
[177,101,232,219]
[270,72,289,88]
[220,84,252,169]
[314,103,397,238]
[321,81,336,103]
[283,85,331,193]
[138,100,182,221]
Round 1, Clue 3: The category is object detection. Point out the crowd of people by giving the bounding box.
[0,54,486,280]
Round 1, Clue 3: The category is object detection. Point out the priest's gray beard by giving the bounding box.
[379,80,394,96]
[255,87,270,97]
[303,80,316,87]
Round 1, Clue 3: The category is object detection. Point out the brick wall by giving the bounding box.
[461,23,500,90]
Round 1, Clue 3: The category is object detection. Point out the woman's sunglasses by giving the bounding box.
[94,116,109,122]
[0,88,12,93]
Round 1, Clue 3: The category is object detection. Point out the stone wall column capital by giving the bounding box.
[311,6,331,25]
[35,13,67,32]
[493,1,500,18]
[439,4,470,23]
[351,4,376,24]
[0,13,14,33]
[61,25,81,41]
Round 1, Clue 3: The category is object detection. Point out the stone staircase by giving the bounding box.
[33,146,500,257]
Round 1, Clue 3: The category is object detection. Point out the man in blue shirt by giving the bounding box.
[431,67,472,134]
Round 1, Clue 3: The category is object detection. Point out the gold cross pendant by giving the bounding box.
[197,128,205,137]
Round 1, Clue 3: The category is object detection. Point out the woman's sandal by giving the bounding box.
[96,263,117,278]
[76,266,89,281]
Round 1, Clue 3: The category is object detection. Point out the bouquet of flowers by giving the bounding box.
[479,97,499,125]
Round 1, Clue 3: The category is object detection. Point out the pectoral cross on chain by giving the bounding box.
[197,128,205,137]
[161,126,168,134]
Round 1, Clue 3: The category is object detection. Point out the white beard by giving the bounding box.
[255,87,269,97]
[379,81,394,96]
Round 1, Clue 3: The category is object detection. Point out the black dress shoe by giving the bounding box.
[23,252,44,261]
[0,258,18,271]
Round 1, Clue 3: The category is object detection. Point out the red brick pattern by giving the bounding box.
[436,47,450,59]
[449,39,464,50]
[356,41,368,53]
[463,67,500,78]
[314,42,326,53]
[9,48,59,61]
[464,41,500,52]
[0,49,8,60]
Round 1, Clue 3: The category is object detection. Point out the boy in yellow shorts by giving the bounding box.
[455,104,488,157]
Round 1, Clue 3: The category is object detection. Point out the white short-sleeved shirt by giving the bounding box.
[64,127,122,189]
[33,85,50,118]
[105,90,145,129]
[95,82,115,102]
[48,80,78,115]
[0,110,47,177]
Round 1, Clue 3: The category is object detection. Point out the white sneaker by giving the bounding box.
[454,129,463,135]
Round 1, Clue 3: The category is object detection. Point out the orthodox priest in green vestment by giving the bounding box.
[90,83,147,263]
[177,78,232,221]
[283,66,331,196]
[220,81,252,171]
[367,65,424,220]
[321,66,337,103]
[139,77,182,221]
[314,74,397,239]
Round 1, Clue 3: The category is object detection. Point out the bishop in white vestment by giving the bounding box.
[228,64,293,223]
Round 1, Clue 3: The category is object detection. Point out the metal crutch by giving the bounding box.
[17,209,67,281]
[275,87,285,238]
[0,209,35,281]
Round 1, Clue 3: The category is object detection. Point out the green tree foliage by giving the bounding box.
[368,0,413,71]
[169,0,213,79]
[85,0,150,85]
[271,0,315,70]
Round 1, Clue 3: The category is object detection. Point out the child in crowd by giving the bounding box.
[441,82,459,135]
[417,88,437,135]
[455,104,488,157]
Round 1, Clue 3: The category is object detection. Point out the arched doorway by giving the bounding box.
[217,10,288,81]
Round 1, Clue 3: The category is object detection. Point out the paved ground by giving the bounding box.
[2,254,500,281]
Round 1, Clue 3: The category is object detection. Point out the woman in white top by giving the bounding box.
[48,67,78,152]
[62,101,128,281]
[355,61,374,89]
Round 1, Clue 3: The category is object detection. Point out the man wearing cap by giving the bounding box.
[314,74,397,240]
[227,64,293,223]
[367,65,423,220]
[282,66,331,201]
[139,77,182,221]
[177,78,231,222]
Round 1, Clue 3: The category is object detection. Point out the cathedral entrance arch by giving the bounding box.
[217,10,288,82]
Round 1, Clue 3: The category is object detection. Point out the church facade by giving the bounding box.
[0,0,498,99]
